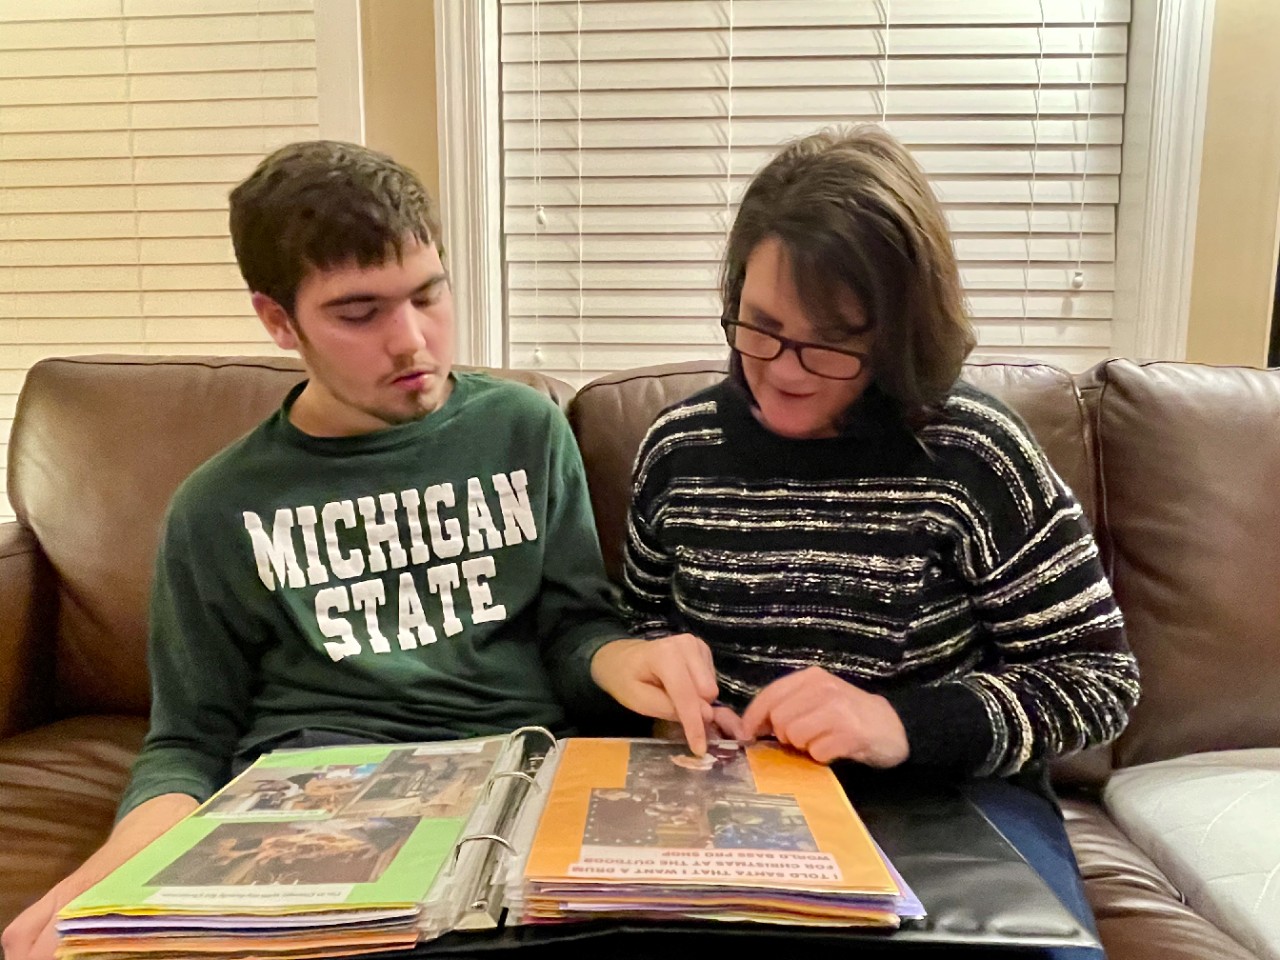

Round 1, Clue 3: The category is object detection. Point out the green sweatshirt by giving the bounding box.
[119,372,629,817]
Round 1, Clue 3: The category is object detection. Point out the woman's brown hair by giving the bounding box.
[722,125,975,427]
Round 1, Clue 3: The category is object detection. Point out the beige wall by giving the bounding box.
[360,0,440,204]
[1185,1,1280,366]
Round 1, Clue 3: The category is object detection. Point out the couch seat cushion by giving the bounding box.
[0,715,146,930]
[1105,749,1280,960]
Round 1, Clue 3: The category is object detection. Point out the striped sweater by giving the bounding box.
[621,378,1140,778]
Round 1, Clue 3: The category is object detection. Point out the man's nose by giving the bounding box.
[386,300,428,354]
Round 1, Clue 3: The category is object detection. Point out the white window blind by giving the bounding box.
[499,0,1129,386]
[0,0,319,515]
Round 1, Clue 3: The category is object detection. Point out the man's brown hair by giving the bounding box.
[229,140,442,315]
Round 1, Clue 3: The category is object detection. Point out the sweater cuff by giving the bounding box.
[559,634,648,735]
[883,682,995,777]
[115,776,210,824]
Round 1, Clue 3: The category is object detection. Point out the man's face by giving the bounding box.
[258,238,456,437]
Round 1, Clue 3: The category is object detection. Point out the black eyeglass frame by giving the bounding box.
[721,318,868,381]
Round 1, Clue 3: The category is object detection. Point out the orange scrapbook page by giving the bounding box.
[523,738,898,897]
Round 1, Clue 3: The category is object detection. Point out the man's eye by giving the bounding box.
[338,310,377,324]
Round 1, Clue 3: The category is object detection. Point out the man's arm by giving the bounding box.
[531,409,717,750]
[1,793,198,960]
[116,496,261,816]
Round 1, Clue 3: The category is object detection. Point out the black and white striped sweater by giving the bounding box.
[621,378,1140,778]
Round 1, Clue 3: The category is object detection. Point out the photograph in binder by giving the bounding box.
[580,741,817,852]
[147,816,418,886]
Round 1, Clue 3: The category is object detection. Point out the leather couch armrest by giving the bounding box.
[0,522,56,738]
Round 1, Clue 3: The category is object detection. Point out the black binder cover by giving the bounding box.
[408,772,1100,958]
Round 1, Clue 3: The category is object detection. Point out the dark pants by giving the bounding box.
[964,778,1105,959]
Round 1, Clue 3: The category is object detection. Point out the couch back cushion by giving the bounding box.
[1095,360,1280,768]
[8,355,573,719]
[568,361,731,581]
[570,358,1097,581]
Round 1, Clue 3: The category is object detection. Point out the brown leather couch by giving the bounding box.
[2,354,1277,960]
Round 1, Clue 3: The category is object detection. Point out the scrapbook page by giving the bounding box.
[519,738,923,927]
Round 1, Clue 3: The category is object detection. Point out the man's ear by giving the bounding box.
[252,292,300,351]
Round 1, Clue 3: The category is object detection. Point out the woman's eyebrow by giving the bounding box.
[739,304,782,331]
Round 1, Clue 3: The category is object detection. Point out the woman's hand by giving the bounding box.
[740,666,910,767]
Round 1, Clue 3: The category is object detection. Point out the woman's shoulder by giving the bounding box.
[923,380,1044,457]
[644,380,731,439]
[920,380,1062,517]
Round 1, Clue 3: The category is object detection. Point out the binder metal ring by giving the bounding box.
[450,832,516,869]
[483,769,541,800]
[506,725,558,753]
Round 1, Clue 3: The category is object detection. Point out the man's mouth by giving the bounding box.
[391,369,435,389]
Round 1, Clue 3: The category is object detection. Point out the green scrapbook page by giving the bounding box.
[63,737,507,916]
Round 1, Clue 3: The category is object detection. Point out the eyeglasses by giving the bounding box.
[722,319,867,381]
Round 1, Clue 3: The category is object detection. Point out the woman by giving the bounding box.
[620,125,1140,956]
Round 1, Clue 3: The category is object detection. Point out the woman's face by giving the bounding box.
[737,236,875,439]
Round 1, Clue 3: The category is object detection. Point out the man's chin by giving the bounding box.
[388,377,452,423]
[380,403,437,427]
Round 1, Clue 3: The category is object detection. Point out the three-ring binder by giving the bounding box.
[446,726,558,928]
[483,768,540,801]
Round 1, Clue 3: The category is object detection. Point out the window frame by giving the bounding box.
[436,0,1218,369]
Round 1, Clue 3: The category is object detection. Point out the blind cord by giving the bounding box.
[1074,1,1102,291]
[576,0,584,375]
[881,0,891,125]
[1022,0,1047,323]
[531,0,544,367]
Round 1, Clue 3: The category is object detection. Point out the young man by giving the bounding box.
[2,141,715,960]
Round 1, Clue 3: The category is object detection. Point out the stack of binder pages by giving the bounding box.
[56,733,541,960]
[56,734,922,959]
[512,738,924,928]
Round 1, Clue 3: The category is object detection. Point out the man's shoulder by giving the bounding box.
[458,371,563,417]
[453,370,566,427]
[166,418,277,519]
